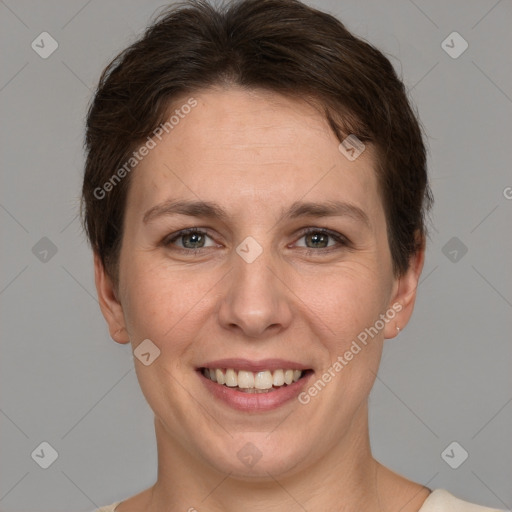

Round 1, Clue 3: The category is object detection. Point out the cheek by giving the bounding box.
[120,255,215,345]
[306,269,387,399]
[300,263,390,343]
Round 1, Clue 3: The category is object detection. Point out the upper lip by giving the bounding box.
[198,358,311,372]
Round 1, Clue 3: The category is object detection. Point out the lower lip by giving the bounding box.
[197,370,313,411]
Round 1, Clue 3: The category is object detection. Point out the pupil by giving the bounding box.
[184,232,203,248]
[307,232,328,248]
[181,232,328,249]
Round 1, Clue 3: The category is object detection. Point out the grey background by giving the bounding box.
[0,0,511,510]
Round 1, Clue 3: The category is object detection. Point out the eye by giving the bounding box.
[162,227,349,256]
[163,228,217,251]
[293,228,349,254]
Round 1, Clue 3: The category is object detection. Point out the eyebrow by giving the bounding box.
[142,198,371,229]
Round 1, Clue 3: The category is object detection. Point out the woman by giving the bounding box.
[81,0,503,510]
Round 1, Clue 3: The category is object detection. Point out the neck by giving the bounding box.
[149,402,384,512]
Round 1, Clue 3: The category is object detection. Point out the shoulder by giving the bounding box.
[90,491,506,512]
[90,502,121,512]
[419,489,505,512]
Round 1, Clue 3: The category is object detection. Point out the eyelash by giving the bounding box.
[162,227,350,256]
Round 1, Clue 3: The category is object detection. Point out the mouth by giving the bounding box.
[199,367,312,393]
[196,359,314,411]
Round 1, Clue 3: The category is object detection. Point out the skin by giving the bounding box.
[95,86,430,511]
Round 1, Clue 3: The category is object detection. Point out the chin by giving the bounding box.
[196,432,311,480]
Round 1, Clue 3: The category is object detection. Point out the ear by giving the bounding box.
[94,252,130,344]
[384,233,426,340]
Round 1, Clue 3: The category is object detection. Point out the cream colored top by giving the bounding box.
[93,489,505,511]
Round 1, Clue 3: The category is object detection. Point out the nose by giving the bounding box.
[217,241,293,339]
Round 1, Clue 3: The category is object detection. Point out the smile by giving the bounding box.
[197,359,314,411]
[201,367,305,393]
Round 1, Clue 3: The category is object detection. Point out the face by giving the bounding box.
[95,86,423,479]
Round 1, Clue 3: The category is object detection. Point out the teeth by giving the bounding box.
[225,368,237,387]
[273,369,285,386]
[202,368,305,390]
[237,370,254,389]
[254,371,273,389]
[215,368,225,385]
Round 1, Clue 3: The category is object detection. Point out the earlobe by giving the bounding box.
[384,234,426,340]
[93,252,130,344]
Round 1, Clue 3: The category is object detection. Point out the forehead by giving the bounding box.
[126,87,383,224]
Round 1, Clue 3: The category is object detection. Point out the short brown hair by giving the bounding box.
[81,0,433,287]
